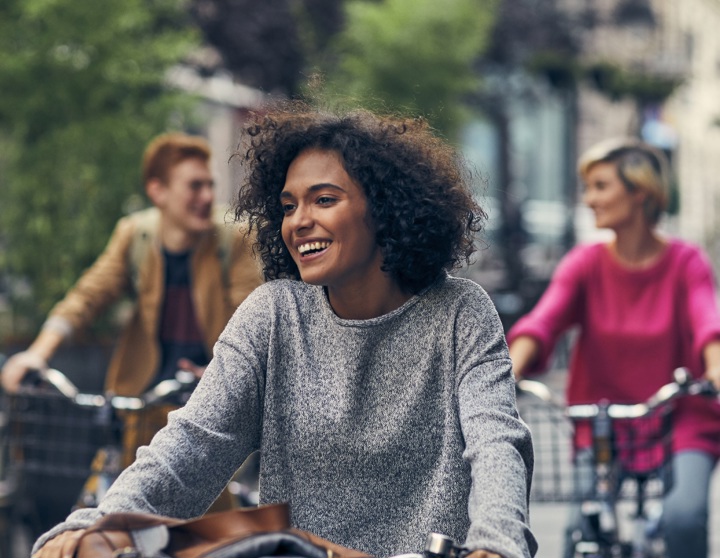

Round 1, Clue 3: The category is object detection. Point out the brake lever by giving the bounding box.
[688,379,718,397]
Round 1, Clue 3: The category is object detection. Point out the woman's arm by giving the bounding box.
[506,246,588,376]
[456,290,537,558]
[32,530,85,558]
[507,335,541,380]
[32,286,273,555]
[467,551,501,558]
[683,247,720,388]
[94,296,268,516]
[702,340,720,390]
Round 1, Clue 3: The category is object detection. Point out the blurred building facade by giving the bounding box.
[571,0,720,255]
[662,0,720,258]
[167,59,268,205]
[462,0,720,325]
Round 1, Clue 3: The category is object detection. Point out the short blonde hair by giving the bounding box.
[578,137,670,225]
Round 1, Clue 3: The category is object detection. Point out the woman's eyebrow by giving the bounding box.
[280,183,345,199]
[307,183,345,193]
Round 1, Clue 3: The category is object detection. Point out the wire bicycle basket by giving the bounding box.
[517,392,675,503]
[5,390,102,479]
[517,393,575,502]
[2,389,172,481]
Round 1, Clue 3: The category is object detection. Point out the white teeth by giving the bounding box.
[298,241,330,254]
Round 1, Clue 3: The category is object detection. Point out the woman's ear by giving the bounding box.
[632,187,649,205]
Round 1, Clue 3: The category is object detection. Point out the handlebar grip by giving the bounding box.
[21,368,45,388]
[689,379,719,396]
[672,366,692,386]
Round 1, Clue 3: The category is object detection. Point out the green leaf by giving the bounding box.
[314,0,498,139]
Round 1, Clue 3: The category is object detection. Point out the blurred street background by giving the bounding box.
[2,0,720,359]
[1,0,720,556]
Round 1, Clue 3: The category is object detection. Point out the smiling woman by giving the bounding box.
[32,104,537,558]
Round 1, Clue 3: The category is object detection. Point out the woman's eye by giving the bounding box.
[317,196,335,205]
[281,203,296,213]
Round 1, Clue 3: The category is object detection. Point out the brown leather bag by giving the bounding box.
[75,503,371,558]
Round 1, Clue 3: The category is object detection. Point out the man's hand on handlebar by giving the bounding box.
[32,529,85,558]
[1,350,48,394]
[467,551,502,558]
[177,358,206,379]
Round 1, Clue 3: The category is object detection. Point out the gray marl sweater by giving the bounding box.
[35,276,536,558]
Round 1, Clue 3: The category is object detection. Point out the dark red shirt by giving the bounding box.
[156,250,208,384]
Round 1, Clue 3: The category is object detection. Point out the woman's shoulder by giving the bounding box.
[664,237,715,275]
[434,274,486,296]
[430,277,506,336]
[550,241,605,279]
[229,280,319,332]
[243,279,317,306]
[430,276,496,313]
[666,237,707,260]
[564,241,606,262]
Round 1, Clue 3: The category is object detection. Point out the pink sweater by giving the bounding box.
[508,239,720,457]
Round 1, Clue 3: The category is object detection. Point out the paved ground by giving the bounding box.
[529,488,720,557]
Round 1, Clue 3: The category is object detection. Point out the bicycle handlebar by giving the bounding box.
[18,367,198,410]
[517,366,719,420]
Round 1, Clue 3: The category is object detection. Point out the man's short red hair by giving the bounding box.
[142,133,211,184]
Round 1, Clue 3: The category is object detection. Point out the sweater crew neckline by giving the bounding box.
[316,279,443,327]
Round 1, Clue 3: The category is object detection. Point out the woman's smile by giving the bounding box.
[297,240,332,258]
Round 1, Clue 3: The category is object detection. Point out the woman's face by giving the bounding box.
[280,148,385,293]
[582,161,647,231]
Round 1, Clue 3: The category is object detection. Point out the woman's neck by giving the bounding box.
[610,227,667,269]
[326,279,412,320]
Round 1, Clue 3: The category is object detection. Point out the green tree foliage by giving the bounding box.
[0,0,200,332]
[319,0,498,139]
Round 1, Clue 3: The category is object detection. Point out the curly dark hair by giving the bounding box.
[234,102,486,294]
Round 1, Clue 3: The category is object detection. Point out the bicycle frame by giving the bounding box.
[566,402,672,558]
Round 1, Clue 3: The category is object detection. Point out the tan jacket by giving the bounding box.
[44,208,263,396]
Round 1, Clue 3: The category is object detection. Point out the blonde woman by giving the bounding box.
[508,138,720,558]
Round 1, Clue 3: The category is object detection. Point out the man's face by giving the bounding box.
[153,158,215,235]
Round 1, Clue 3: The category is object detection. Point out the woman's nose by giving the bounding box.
[288,204,313,231]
